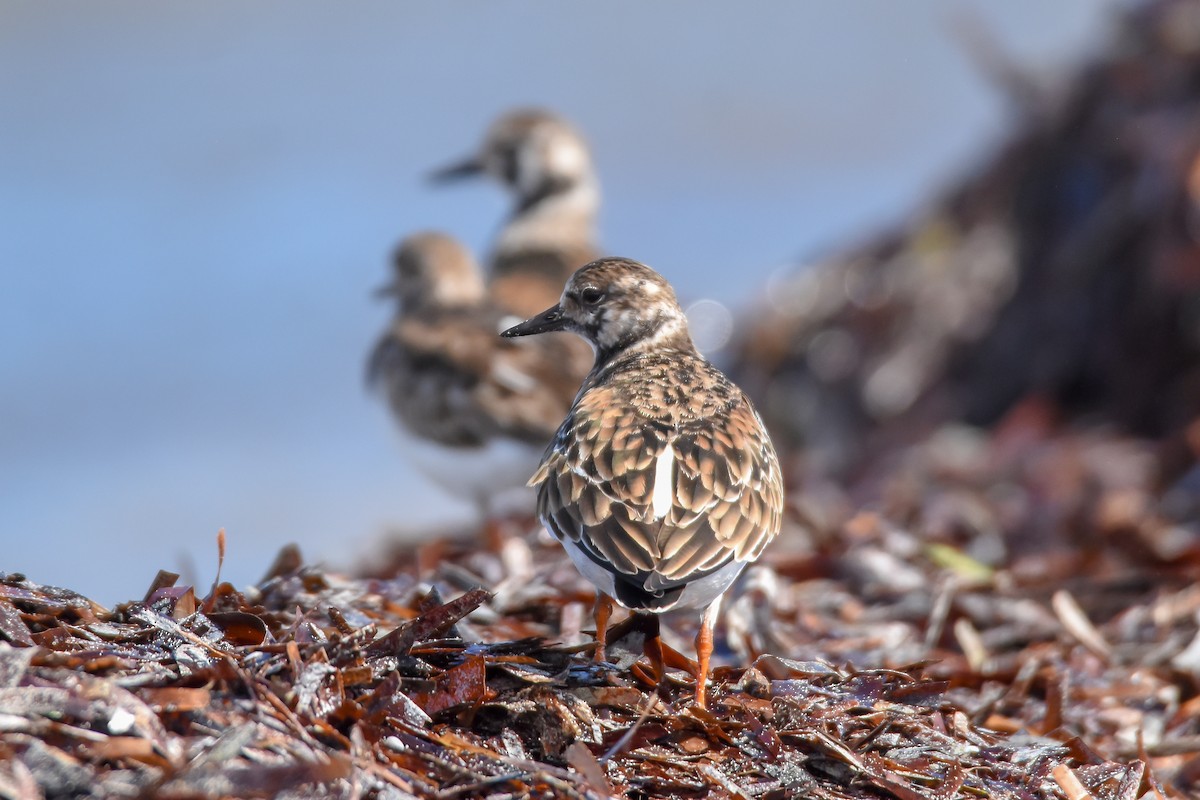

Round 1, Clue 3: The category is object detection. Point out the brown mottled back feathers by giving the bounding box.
[531,349,784,594]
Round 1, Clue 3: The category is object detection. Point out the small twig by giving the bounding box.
[565,741,614,798]
[954,617,988,673]
[1052,590,1112,661]
[697,764,751,799]
[599,692,657,763]
[1052,764,1094,800]
[923,576,957,654]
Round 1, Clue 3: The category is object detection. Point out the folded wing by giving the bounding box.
[532,383,783,608]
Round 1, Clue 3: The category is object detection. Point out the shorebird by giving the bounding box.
[368,232,577,522]
[431,108,602,318]
[502,257,785,708]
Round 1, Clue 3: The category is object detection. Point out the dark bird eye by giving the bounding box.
[580,287,603,305]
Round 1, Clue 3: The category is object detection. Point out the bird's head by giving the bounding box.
[430,108,595,209]
[501,257,693,360]
[375,232,484,311]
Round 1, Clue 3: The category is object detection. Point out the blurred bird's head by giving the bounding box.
[431,108,596,211]
[376,232,484,311]
[501,257,692,359]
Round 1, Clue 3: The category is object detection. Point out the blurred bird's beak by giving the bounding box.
[373,282,399,299]
[501,304,566,337]
[429,156,484,184]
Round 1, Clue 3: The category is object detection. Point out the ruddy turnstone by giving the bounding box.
[502,257,785,708]
[368,231,576,519]
[431,108,601,318]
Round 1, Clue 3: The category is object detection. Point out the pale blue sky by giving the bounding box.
[0,1,1115,602]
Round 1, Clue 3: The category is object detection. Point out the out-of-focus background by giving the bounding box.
[2,2,1120,602]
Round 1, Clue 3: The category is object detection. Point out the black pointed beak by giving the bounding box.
[429,156,484,184]
[500,304,566,337]
[373,282,398,299]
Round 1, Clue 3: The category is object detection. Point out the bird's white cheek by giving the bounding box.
[546,137,588,179]
[595,312,622,349]
[597,308,638,349]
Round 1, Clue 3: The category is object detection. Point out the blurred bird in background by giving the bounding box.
[370,110,612,537]
[431,108,602,318]
[367,232,576,533]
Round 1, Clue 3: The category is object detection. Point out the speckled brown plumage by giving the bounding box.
[502,257,784,707]
[532,351,783,606]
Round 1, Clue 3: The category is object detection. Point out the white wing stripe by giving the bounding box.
[651,446,675,520]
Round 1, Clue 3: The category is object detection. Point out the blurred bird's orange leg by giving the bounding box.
[593,593,614,662]
[481,517,507,553]
[477,497,507,553]
[641,613,665,686]
[694,597,722,709]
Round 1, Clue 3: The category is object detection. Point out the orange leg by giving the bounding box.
[593,593,614,662]
[641,613,665,685]
[482,516,507,553]
[694,597,722,709]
